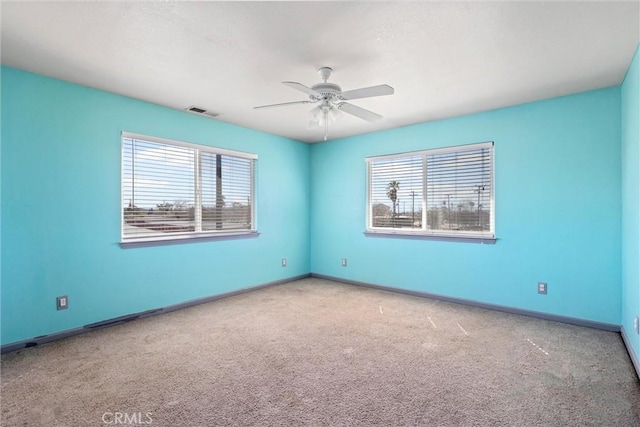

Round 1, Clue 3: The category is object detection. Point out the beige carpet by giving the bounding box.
[2,278,639,426]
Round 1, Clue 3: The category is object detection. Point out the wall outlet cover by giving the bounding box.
[281,258,287,267]
[56,296,68,310]
[537,282,547,294]
[342,258,347,267]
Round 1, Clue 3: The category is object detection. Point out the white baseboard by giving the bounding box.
[620,326,640,380]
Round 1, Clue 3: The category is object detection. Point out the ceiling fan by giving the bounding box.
[254,67,394,141]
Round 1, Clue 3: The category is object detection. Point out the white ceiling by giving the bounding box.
[2,1,639,143]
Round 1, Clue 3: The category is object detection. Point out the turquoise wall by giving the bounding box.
[310,88,622,325]
[1,61,633,348]
[622,45,640,362]
[1,67,311,345]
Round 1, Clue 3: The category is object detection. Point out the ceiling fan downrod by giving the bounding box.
[318,67,333,83]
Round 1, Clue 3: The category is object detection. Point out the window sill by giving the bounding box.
[364,230,496,244]
[120,231,260,248]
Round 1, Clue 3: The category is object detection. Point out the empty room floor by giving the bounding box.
[2,278,639,426]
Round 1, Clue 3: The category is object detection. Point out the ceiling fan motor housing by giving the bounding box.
[310,82,341,102]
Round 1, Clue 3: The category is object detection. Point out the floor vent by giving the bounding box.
[185,105,220,118]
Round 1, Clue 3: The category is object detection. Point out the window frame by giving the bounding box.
[120,132,258,248]
[365,141,496,243]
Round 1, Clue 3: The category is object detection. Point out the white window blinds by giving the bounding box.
[122,133,256,243]
[369,155,424,228]
[200,152,253,232]
[367,142,494,239]
[426,145,492,233]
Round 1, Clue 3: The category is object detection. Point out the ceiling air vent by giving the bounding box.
[185,105,220,118]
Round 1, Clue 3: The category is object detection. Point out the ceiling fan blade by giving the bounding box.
[282,81,321,97]
[339,84,394,100]
[338,102,383,122]
[253,100,312,110]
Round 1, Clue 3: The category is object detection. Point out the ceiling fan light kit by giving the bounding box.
[255,67,394,141]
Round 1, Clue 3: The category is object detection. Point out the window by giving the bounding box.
[121,132,257,246]
[366,142,494,242]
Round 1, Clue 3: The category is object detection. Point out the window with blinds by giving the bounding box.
[366,142,494,240]
[122,132,256,244]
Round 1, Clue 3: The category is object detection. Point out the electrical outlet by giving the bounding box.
[342,258,347,267]
[537,282,547,295]
[56,296,68,310]
[281,258,287,267]
[634,316,639,334]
